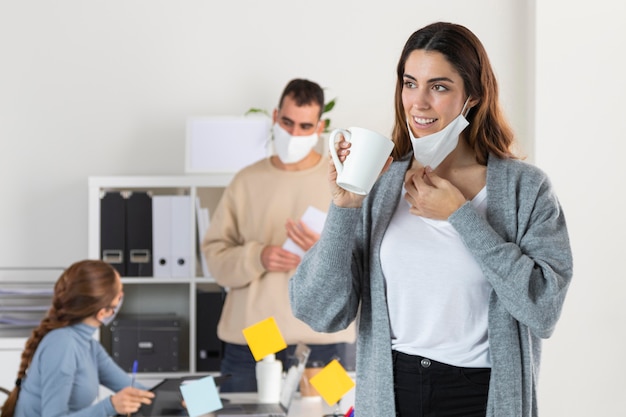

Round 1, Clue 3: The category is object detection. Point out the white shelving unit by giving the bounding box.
[87,175,233,380]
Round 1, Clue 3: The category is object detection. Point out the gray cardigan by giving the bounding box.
[289,153,573,417]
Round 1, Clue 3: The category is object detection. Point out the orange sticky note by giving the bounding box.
[309,359,355,406]
[242,317,287,361]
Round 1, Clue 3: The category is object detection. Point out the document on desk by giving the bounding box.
[179,375,222,417]
[282,206,327,257]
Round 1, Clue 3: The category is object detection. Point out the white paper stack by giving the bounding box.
[195,197,211,278]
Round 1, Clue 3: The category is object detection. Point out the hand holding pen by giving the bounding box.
[110,360,155,416]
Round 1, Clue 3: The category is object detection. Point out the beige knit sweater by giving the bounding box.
[202,156,355,345]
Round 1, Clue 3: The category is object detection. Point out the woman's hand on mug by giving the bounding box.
[328,131,393,208]
[328,136,365,208]
[334,133,352,163]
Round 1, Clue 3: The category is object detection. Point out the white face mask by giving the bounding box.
[272,123,319,164]
[100,296,123,326]
[408,98,470,169]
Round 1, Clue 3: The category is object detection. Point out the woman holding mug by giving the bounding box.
[1,260,154,417]
[289,22,572,417]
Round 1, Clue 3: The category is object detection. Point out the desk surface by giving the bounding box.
[137,378,355,417]
[206,392,353,417]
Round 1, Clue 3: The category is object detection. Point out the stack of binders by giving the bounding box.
[100,192,193,278]
[152,195,192,278]
[100,192,127,275]
[100,191,153,277]
[126,192,153,277]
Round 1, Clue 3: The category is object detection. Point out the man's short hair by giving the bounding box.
[278,79,325,118]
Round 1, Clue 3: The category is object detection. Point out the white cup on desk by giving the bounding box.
[329,127,394,195]
[256,354,282,403]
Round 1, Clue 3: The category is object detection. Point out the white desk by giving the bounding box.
[128,376,355,417]
[205,391,354,417]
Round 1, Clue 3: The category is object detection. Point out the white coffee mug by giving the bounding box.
[329,127,395,195]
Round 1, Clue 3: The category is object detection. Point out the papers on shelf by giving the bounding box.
[0,282,52,330]
[0,316,41,326]
[0,305,48,312]
[195,197,211,278]
[0,288,53,296]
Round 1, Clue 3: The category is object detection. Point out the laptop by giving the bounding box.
[125,343,310,417]
[124,375,231,417]
[215,343,311,417]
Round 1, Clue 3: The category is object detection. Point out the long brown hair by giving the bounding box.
[391,22,516,164]
[1,260,119,417]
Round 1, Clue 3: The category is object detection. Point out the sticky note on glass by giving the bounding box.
[242,316,287,361]
[179,375,222,417]
[310,359,355,406]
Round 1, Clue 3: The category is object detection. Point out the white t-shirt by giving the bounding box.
[380,186,491,368]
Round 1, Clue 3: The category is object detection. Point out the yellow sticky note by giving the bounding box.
[242,317,287,361]
[309,359,355,406]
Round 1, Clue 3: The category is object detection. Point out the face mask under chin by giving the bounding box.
[408,98,471,169]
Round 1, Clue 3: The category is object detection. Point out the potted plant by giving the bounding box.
[245,97,337,133]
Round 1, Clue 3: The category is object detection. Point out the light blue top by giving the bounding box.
[15,322,132,417]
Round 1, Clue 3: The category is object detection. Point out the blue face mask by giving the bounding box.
[100,296,123,326]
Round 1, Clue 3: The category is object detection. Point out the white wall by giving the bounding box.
[2,0,622,414]
[0,0,530,267]
[536,1,626,415]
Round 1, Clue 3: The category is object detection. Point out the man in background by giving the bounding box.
[202,78,355,392]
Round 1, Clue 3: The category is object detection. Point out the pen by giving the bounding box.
[131,359,138,386]
[344,406,354,417]
[128,360,138,417]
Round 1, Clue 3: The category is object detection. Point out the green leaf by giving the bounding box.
[323,118,332,132]
[245,95,336,131]
[323,98,336,114]
[245,108,270,117]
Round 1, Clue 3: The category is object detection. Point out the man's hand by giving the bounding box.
[261,245,301,272]
[285,219,320,252]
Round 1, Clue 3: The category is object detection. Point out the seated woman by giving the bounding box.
[1,259,154,417]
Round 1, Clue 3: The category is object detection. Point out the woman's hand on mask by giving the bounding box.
[404,167,466,219]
